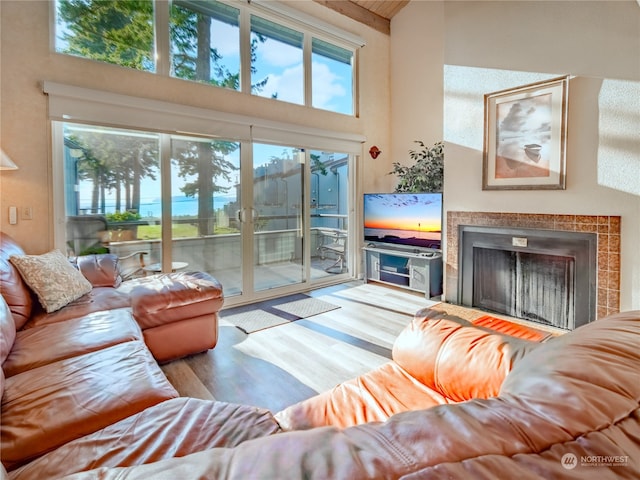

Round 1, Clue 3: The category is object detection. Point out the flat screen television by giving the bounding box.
[364,192,442,250]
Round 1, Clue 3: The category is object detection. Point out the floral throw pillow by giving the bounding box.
[9,249,93,313]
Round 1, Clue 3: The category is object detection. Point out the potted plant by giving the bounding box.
[389,141,444,193]
[106,211,143,241]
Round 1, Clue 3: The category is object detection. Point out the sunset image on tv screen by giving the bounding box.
[364,193,442,249]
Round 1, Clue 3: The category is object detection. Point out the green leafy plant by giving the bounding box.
[389,141,444,193]
[105,211,141,222]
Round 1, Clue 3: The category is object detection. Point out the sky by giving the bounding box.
[213,18,352,114]
[56,3,353,115]
[61,3,354,212]
[364,194,443,232]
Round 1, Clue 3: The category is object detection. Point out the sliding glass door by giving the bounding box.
[252,144,305,292]
[170,136,242,294]
[58,121,352,306]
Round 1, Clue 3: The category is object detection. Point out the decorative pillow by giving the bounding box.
[9,250,93,313]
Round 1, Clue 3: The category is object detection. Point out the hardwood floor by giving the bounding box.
[161,281,437,413]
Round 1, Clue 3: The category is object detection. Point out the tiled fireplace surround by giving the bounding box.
[446,212,621,320]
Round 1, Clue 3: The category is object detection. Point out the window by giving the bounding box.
[250,15,303,104]
[53,0,362,115]
[49,82,363,303]
[312,38,353,115]
[55,0,155,72]
[309,149,349,278]
[61,121,243,287]
[62,124,162,258]
[170,136,241,239]
[170,0,241,89]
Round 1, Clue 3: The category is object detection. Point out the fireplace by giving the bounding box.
[458,225,597,330]
[446,212,621,323]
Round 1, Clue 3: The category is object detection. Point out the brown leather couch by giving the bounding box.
[276,308,540,429]
[0,233,281,478]
[0,232,223,363]
[57,310,640,479]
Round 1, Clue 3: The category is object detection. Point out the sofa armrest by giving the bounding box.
[76,254,122,288]
[392,308,538,402]
[130,272,223,329]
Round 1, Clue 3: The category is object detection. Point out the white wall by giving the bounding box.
[392,1,640,310]
[389,1,444,194]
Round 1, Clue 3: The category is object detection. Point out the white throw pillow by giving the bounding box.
[9,249,93,313]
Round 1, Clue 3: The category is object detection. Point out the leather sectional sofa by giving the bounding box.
[0,233,281,478]
[2,232,639,478]
[59,309,640,479]
[275,308,540,430]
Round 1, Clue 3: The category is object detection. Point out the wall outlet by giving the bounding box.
[21,206,33,220]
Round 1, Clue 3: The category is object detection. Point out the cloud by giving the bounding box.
[257,37,302,67]
[258,63,304,104]
[312,61,347,110]
[499,102,526,133]
[498,95,552,136]
[212,22,240,58]
[255,61,349,112]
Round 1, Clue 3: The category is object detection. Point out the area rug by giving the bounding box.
[221,294,341,334]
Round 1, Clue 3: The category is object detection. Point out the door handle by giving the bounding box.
[237,208,257,224]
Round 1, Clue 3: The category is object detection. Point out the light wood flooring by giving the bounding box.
[161,281,437,413]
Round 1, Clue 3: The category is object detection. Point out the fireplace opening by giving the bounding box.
[459,226,597,330]
[473,249,575,329]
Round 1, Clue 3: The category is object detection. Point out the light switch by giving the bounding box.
[9,206,17,225]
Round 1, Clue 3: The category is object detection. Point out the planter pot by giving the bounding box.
[107,221,146,241]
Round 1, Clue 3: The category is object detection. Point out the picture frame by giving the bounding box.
[482,75,569,190]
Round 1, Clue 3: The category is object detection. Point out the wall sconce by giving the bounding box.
[369,145,381,159]
[0,150,19,171]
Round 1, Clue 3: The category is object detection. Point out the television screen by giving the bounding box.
[364,193,442,250]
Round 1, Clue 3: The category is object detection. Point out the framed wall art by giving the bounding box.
[483,75,569,190]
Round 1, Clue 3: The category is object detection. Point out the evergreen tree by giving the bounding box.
[57,0,270,233]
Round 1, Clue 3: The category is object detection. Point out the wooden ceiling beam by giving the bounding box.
[313,0,391,35]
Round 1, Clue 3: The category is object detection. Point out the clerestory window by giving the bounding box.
[53,0,361,116]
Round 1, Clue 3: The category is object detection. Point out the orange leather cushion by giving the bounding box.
[131,272,224,329]
[0,232,33,329]
[276,362,451,430]
[9,397,280,480]
[142,313,218,363]
[76,254,122,287]
[392,314,538,402]
[0,341,178,471]
[0,296,16,366]
[26,287,131,328]
[2,308,142,377]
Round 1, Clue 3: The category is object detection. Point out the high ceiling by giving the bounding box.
[350,0,409,20]
[313,0,410,35]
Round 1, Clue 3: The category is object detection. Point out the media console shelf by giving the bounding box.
[363,244,443,299]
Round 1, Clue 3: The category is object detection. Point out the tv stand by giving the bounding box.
[363,244,443,299]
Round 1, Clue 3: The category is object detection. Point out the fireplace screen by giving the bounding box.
[473,248,575,329]
[458,225,596,330]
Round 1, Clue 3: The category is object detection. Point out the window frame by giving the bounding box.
[52,0,363,116]
[46,81,364,254]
